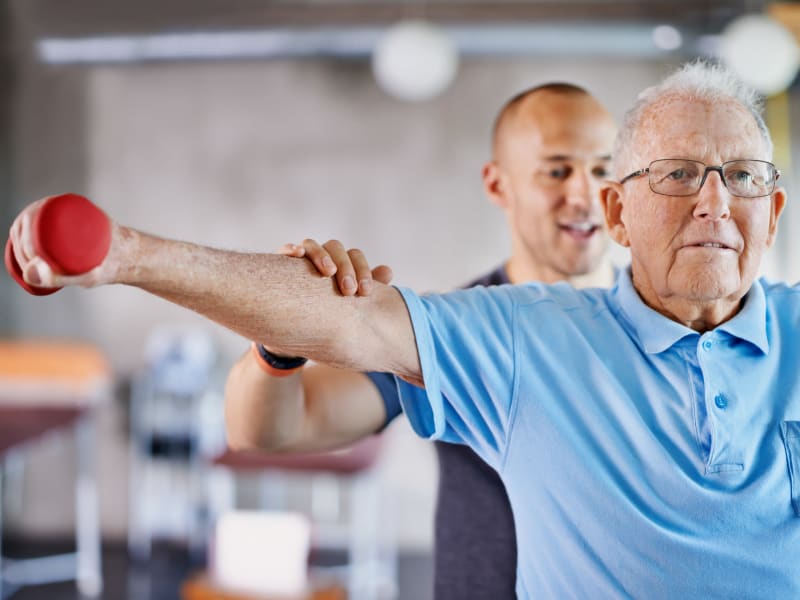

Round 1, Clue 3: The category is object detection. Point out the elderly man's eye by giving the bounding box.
[666,168,692,181]
[730,170,754,183]
[592,166,611,179]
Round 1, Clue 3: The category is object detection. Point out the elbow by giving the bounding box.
[223,370,295,454]
[223,401,268,452]
[225,426,295,454]
[223,406,284,453]
[225,428,267,453]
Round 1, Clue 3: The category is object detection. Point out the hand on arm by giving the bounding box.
[277,238,394,298]
[225,238,396,452]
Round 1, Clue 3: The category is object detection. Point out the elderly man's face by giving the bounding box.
[603,96,785,327]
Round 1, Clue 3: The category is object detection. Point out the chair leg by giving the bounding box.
[310,473,340,523]
[75,416,102,597]
[205,467,236,539]
[0,461,5,600]
[348,471,398,600]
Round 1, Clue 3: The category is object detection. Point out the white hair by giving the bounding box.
[613,60,773,178]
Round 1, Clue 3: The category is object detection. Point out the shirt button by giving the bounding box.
[702,340,713,351]
[714,394,728,409]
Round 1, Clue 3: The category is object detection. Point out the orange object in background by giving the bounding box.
[0,340,111,404]
[181,574,346,600]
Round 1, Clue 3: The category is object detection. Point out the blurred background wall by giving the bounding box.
[1,0,799,555]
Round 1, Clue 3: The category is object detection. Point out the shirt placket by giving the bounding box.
[697,332,744,474]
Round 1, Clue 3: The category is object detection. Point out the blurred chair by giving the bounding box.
[129,331,398,598]
[0,340,109,599]
[128,327,222,561]
[207,437,397,600]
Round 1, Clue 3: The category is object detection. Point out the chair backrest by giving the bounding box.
[143,327,217,396]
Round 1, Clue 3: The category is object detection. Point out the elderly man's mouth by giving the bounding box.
[684,242,734,250]
[682,241,737,252]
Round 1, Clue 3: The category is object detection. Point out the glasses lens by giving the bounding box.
[722,160,775,197]
[648,159,703,196]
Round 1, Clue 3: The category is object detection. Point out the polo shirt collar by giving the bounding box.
[716,277,769,354]
[612,267,769,355]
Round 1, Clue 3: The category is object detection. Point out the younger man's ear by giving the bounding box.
[599,182,630,248]
[482,161,509,209]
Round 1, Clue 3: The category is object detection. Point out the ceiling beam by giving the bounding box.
[15,0,761,38]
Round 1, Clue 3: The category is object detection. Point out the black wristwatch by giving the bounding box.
[253,343,308,371]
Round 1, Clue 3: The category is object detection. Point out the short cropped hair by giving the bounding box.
[491,83,590,156]
[613,60,773,177]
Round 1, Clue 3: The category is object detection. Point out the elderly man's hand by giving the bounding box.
[8,196,124,291]
[278,239,393,297]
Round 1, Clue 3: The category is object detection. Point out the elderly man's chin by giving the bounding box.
[669,264,745,304]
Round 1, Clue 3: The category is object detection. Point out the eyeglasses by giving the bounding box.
[619,159,780,198]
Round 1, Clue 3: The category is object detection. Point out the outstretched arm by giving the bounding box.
[9,198,422,383]
[224,239,396,452]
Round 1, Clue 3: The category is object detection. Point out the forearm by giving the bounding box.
[113,227,420,379]
[224,349,308,451]
[225,350,390,452]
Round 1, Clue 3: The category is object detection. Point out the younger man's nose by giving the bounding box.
[565,171,595,209]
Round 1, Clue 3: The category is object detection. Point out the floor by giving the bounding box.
[3,540,433,600]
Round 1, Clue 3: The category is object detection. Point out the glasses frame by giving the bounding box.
[619,158,780,198]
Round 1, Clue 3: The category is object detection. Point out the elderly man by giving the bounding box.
[9,62,797,598]
[224,82,617,599]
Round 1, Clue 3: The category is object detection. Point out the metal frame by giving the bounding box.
[0,414,102,599]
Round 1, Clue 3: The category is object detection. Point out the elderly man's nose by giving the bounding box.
[694,170,731,220]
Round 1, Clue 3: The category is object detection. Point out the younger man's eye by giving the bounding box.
[592,166,611,178]
[548,166,571,180]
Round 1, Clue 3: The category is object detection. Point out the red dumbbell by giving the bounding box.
[4,194,111,296]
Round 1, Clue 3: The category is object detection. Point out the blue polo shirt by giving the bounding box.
[395,268,800,599]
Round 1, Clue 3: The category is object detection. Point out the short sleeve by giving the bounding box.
[364,371,402,431]
[394,285,519,467]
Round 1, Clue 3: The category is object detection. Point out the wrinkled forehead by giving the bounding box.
[630,94,768,166]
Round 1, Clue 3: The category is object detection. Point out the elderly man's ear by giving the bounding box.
[599,182,630,248]
[766,187,787,248]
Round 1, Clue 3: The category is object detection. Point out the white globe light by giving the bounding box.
[372,20,459,102]
[719,14,800,96]
[652,25,683,51]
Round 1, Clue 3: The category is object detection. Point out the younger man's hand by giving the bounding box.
[278,239,393,296]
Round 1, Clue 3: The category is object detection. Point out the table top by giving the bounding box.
[0,404,85,456]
